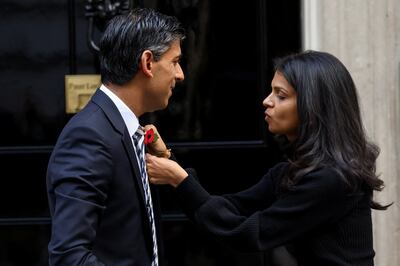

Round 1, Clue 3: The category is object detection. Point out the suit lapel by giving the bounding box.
[91,89,147,203]
[121,130,146,203]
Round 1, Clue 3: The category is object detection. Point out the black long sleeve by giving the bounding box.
[176,162,374,266]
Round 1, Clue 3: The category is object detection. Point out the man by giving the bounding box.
[46,8,185,265]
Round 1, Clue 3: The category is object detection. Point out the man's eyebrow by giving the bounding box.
[174,54,182,60]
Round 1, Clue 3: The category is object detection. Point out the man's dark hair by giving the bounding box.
[99,8,185,85]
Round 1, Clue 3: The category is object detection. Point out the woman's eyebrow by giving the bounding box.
[272,85,288,94]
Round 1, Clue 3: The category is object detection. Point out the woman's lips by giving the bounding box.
[265,111,271,121]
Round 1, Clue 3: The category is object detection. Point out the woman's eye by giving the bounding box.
[277,95,286,100]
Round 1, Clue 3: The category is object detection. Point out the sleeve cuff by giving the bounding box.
[175,174,210,212]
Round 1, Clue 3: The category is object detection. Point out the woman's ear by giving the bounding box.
[139,50,154,78]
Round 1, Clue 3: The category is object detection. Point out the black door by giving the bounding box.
[0,0,301,265]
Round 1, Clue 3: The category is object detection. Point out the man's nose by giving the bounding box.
[176,63,184,81]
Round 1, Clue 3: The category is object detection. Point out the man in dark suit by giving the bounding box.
[46,8,185,265]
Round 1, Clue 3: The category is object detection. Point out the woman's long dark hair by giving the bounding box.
[275,50,388,210]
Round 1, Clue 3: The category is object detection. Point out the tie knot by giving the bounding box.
[136,126,145,135]
[133,126,144,141]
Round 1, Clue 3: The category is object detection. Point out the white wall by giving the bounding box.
[302,0,400,265]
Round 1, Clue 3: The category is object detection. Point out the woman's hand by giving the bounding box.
[146,154,188,187]
[143,124,171,158]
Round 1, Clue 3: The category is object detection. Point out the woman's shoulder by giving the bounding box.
[306,166,343,181]
[265,161,289,178]
[263,161,290,185]
[265,162,348,194]
[270,161,290,173]
[299,166,348,195]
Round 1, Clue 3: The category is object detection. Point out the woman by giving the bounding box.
[146,50,390,265]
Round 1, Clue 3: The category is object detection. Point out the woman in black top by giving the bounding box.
[146,50,390,265]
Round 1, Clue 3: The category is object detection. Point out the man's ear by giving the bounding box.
[139,50,154,78]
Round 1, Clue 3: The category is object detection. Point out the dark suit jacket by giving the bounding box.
[47,89,164,266]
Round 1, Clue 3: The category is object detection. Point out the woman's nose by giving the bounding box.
[263,93,273,107]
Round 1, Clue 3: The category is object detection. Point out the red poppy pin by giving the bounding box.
[144,128,159,145]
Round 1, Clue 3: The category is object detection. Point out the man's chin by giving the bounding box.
[162,100,169,109]
[153,102,169,112]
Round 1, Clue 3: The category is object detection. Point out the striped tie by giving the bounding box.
[133,128,158,266]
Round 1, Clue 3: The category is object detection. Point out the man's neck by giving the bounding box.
[104,82,144,117]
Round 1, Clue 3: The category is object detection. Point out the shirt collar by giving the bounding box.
[100,84,140,137]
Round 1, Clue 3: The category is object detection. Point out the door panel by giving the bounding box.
[0,1,70,146]
[0,0,301,265]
